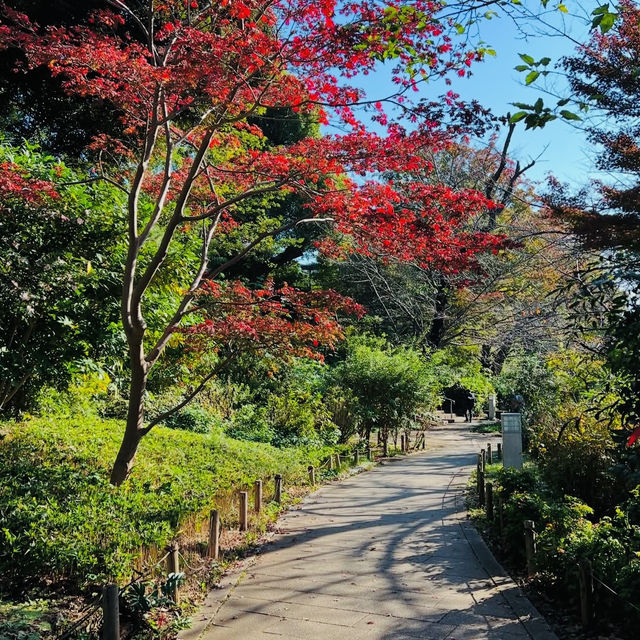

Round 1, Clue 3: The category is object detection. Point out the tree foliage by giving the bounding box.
[0,0,510,483]
[0,142,124,413]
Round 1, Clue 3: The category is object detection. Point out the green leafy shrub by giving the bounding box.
[484,464,640,626]
[97,394,129,420]
[267,390,335,447]
[495,465,541,498]
[332,335,432,441]
[495,352,557,433]
[164,406,221,434]
[0,141,124,415]
[226,404,274,443]
[536,422,617,512]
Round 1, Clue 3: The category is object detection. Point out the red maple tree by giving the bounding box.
[0,0,505,484]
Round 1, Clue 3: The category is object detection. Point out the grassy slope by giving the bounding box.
[0,415,332,593]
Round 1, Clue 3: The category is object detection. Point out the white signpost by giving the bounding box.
[501,412,523,470]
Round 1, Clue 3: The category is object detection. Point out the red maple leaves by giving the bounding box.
[181,279,365,360]
[0,162,59,206]
[0,0,507,361]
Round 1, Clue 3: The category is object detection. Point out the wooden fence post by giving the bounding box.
[354,449,359,465]
[239,491,248,531]
[477,470,485,506]
[477,452,482,474]
[168,543,180,603]
[578,559,593,630]
[497,443,502,460]
[335,453,341,468]
[254,480,262,513]
[328,455,334,471]
[481,448,486,472]
[274,474,283,503]
[208,509,220,560]
[308,465,315,485]
[102,584,119,640]
[485,483,494,520]
[487,443,492,465]
[367,445,372,461]
[524,520,537,576]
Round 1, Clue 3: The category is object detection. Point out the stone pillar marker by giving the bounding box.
[488,394,496,420]
[501,413,523,470]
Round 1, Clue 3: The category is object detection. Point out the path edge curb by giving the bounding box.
[458,517,559,640]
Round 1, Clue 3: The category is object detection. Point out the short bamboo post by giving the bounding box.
[274,474,283,503]
[254,480,262,513]
[578,559,593,630]
[481,448,486,472]
[354,449,359,465]
[328,455,334,471]
[497,443,502,460]
[208,509,220,560]
[367,445,372,461]
[477,470,485,506]
[238,491,248,531]
[168,543,180,603]
[102,584,119,640]
[524,520,537,575]
[487,443,492,465]
[308,465,315,485]
[486,482,494,520]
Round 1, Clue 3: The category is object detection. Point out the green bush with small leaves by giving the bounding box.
[480,464,640,627]
[226,404,274,443]
[163,406,221,434]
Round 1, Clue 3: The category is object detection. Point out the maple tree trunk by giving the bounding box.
[110,355,148,486]
[426,280,450,348]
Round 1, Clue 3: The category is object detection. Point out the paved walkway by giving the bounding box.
[183,422,557,640]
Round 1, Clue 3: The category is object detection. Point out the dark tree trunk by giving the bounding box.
[426,281,450,348]
[109,355,148,486]
[491,344,511,376]
[480,344,492,371]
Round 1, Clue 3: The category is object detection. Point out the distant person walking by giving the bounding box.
[465,391,476,423]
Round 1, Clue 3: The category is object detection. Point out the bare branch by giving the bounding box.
[144,351,238,431]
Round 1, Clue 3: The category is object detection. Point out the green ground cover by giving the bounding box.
[0,415,335,595]
[470,421,501,434]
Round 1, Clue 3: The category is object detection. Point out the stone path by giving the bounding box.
[183,422,557,640]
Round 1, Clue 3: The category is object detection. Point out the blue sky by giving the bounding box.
[434,8,597,187]
[336,2,606,191]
